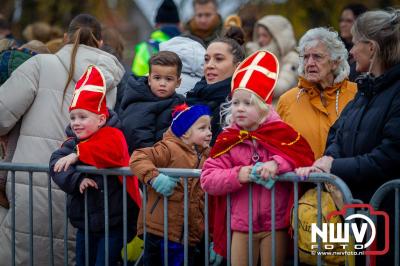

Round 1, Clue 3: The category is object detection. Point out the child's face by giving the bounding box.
[70,109,106,140]
[232,90,265,131]
[148,65,181,98]
[183,116,212,148]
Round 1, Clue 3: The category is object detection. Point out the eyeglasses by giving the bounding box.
[300,53,329,63]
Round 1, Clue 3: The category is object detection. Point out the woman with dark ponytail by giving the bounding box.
[186,26,246,145]
[0,14,124,265]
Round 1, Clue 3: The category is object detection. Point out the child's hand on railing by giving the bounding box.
[151,173,180,197]
[53,153,78,172]
[254,160,278,179]
[238,166,253,183]
[79,178,98,193]
[250,162,277,189]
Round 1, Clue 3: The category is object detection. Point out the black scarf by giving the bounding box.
[186,77,231,107]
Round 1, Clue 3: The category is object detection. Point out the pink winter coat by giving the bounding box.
[201,110,293,232]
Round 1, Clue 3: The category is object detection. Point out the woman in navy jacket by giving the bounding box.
[296,9,400,264]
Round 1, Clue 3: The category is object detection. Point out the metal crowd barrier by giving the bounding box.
[0,162,355,266]
[369,179,400,266]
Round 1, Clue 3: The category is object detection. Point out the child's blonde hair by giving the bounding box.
[220,89,270,128]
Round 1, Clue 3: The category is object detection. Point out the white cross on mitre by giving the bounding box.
[70,85,106,111]
[70,66,106,111]
[235,51,278,89]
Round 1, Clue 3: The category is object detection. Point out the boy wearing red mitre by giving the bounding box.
[201,51,315,266]
[49,65,141,266]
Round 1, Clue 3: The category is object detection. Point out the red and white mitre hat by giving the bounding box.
[231,50,279,104]
[69,65,109,117]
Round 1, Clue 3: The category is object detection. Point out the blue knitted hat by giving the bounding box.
[171,103,211,137]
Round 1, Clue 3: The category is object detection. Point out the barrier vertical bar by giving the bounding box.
[184,177,189,266]
[204,192,209,266]
[164,196,169,266]
[123,175,128,266]
[11,171,15,266]
[136,186,147,266]
[85,190,89,266]
[317,183,322,266]
[48,174,54,266]
[395,188,399,266]
[64,194,68,266]
[143,186,147,245]
[29,171,33,266]
[293,182,299,266]
[227,194,231,266]
[248,184,253,266]
[271,185,276,266]
[103,175,109,266]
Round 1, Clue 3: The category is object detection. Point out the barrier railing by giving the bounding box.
[369,179,400,266]
[0,162,356,266]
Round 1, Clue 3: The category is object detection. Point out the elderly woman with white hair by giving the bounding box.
[277,27,357,159]
[296,11,400,263]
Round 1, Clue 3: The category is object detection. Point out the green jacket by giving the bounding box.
[131,30,170,76]
[0,48,35,85]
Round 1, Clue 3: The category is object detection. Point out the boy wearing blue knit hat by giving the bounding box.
[130,103,211,266]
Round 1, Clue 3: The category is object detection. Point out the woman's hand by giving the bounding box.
[256,160,278,180]
[295,166,323,178]
[53,153,78,172]
[79,178,98,194]
[295,156,334,178]
[238,166,253,183]
[313,156,334,173]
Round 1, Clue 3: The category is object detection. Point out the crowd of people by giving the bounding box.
[0,0,399,265]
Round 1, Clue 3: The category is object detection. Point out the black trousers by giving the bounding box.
[143,233,204,266]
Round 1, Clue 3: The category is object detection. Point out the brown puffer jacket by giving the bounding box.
[130,129,209,246]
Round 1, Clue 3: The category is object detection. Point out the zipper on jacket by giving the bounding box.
[150,196,161,214]
[179,224,185,243]
[194,145,202,168]
[251,140,260,163]
[178,146,201,242]
[250,140,262,229]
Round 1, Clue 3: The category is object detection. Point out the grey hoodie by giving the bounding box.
[160,36,205,96]
[246,15,299,102]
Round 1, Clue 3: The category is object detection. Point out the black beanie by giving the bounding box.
[155,0,180,24]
